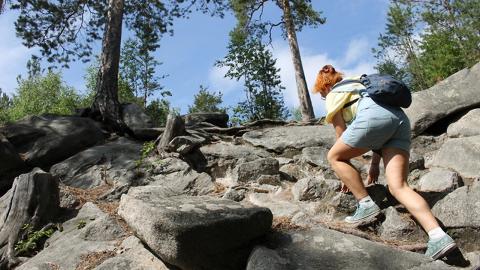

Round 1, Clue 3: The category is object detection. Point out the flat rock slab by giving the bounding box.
[405,62,480,136]
[118,186,273,270]
[430,135,480,179]
[50,137,142,189]
[267,225,454,270]
[242,126,335,153]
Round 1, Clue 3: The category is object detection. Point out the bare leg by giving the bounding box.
[327,138,370,200]
[382,147,439,232]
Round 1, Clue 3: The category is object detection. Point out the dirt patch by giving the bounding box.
[272,216,305,231]
[75,250,116,270]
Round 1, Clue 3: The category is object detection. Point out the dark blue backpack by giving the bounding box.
[332,74,412,108]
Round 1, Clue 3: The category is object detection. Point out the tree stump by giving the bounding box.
[157,113,186,153]
[0,168,59,269]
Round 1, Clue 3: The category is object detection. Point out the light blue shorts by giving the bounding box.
[341,96,411,153]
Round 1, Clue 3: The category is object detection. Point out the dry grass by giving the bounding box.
[272,216,305,232]
[75,250,116,270]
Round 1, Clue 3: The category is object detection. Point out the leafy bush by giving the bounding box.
[15,224,55,256]
[9,71,80,121]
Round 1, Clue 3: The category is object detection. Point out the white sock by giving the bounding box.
[428,227,447,240]
[359,196,375,208]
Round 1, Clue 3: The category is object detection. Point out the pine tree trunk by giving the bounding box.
[92,0,127,134]
[280,0,315,121]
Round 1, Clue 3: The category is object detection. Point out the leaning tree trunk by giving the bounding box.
[0,168,59,269]
[92,0,127,134]
[157,112,187,153]
[280,0,315,121]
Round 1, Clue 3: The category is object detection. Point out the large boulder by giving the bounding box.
[429,135,480,179]
[233,158,280,183]
[245,246,288,270]
[118,186,273,270]
[379,207,426,242]
[121,103,154,130]
[447,108,480,138]
[242,125,335,153]
[184,112,229,128]
[417,168,462,193]
[291,177,340,201]
[405,62,480,136]
[50,137,142,189]
[0,115,104,168]
[0,134,27,192]
[265,225,453,270]
[432,181,480,228]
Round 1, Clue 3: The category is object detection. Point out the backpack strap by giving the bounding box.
[342,98,359,109]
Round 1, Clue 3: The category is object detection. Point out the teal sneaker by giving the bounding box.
[425,234,457,260]
[344,203,381,226]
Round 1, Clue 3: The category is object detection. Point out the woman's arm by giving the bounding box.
[331,111,346,140]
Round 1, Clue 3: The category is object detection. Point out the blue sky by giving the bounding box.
[0,0,390,117]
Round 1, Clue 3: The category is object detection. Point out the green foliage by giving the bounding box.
[188,85,226,113]
[145,98,176,127]
[0,89,13,125]
[12,0,229,67]
[217,38,289,123]
[77,220,87,230]
[135,141,156,168]
[15,224,55,256]
[289,106,303,121]
[374,0,480,91]
[120,38,170,107]
[8,71,80,121]
[229,0,325,42]
[81,59,143,108]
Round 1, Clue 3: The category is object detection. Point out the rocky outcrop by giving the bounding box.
[50,137,142,189]
[432,181,480,228]
[118,186,273,270]
[0,115,104,168]
[417,168,462,193]
[246,246,288,270]
[233,158,280,183]
[429,135,480,179]
[447,109,480,138]
[405,62,480,136]
[121,103,154,130]
[379,207,426,242]
[242,125,335,153]
[0,134,26,192]
[184,112,229,128]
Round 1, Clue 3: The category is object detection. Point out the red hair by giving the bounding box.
[313,65,343,97]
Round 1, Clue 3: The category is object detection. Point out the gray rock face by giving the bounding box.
[149,170,215,196]
[223,187,247,202]
[94,236,169,270]
[16,203,121,270]
[430,135,480,179]
[184,112,229,128]
[242,125,335,153]
[50,137,142,189]
[246,246,288,270]
[267,225,453,270]
[122,103,154,130]
[292,177,340,201]
[118,186,273,270]
[300,147,330,169]
[417,168,461,193]
[0,134,26,192]
[0,115,104,168]
[432,181,480,228]
[234,158,280,183]
[447,108,480,138]
[405,62,480,136]
[379,207,426,242]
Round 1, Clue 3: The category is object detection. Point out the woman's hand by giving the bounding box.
[367,152,381,185]
[366,164,379,186]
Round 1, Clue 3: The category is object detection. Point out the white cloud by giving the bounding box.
[207,65,242,96]
[271,38,376,117]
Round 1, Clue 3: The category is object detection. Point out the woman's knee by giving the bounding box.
[327,148,340,165]
[387,181,410,197]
